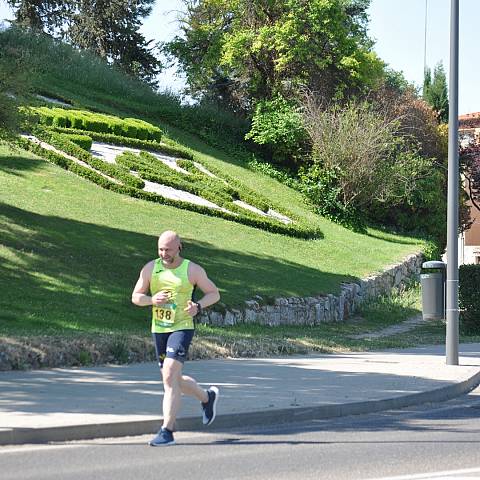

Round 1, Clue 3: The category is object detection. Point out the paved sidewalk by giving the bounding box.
[1,343,480,445]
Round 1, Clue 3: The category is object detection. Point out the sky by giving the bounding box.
[1,0,479,114]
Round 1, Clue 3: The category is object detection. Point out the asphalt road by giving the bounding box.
[3,387,480,480]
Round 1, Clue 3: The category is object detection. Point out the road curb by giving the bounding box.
[2,368,480,446]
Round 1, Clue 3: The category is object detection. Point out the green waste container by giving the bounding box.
[420,260,446,320]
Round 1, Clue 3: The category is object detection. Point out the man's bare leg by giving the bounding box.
[161,358,183,431]
[180,375,208,403]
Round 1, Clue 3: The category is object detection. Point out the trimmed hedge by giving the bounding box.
[33,129,145,189]
[117,151,235,206]
[20,136,322,239]
[58,133,92,151]
[32,107,163,142]
[182,155,294,219]
[18,137,121,189]
[459,264,480,334]
[49,126,193,159]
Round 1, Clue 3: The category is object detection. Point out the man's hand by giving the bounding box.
[151,290,172,306]
[184,300,199,316]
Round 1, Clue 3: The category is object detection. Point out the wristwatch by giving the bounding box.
[195,302,202,315]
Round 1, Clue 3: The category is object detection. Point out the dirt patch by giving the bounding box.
[0,334,318,371]
[0,335,156,371]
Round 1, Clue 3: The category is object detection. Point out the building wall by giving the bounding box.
[465,211,480,246]
[459,113,480,264]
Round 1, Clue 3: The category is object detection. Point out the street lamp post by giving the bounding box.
[446,0,459,365]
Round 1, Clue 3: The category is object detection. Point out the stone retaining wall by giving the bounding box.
[198,252,424,327]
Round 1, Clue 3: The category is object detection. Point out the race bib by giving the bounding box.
[153,303,177,328]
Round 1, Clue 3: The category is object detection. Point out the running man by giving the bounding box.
[132,230,221,446]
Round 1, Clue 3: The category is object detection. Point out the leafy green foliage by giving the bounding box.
[116,151,271,215]
[163,0,384,111]
[245,95,309,167]
[459,265,480,334]
[245,157,297,188]
[32,106,163,141]
[59,133,93,151]
[300,87,448,245]
[1,27,250,155]
[299,164,363,231]
[423,63,449,124]
[51,126,193,159]
[34,129,145,188]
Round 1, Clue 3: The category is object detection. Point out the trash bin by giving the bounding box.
[420,260,446,320]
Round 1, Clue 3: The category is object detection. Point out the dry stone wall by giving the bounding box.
[198,252,424,327]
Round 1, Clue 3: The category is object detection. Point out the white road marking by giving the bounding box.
[363,466,480,480]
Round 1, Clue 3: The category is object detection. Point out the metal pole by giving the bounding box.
[446,0,459,365]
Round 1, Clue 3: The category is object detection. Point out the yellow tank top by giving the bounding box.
[150,258,195,333]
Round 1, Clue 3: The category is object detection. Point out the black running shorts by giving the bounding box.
[152,329,195,367]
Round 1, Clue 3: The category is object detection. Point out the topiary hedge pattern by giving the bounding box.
[33,129,145,189]
[20,135,321,238]
[22,106,322,239]
[51,124,291,218]
[459,264,480,334]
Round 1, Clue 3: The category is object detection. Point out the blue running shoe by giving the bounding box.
[149,427,175,447]
[201,386,219,426]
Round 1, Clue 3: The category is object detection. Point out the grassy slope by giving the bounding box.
[0,143,423,336]
[0,29,426,338]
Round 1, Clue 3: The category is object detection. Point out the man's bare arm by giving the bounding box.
[189,263,220,308]
[131,262,154,306]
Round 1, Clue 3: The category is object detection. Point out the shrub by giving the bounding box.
[459,264,480,334]
[246,95,309,167]
[31,107,162,142]
[246,156,300,190]
[70,114,84,129]
[84,117,110,133]
[301,93,447,242]
[59,133,92,151]
[299,164,363,231]
[53,112,68,127]
[122,123,138,138]
[50,126,193,159]
[37,107,55,125]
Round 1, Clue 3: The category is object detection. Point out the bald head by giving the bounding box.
[159,230,180,245]
[158,231,182,265]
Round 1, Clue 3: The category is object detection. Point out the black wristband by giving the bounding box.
[195,302,202,314]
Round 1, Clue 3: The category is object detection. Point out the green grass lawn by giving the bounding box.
[0,143,424,337]
[0,28,430,344]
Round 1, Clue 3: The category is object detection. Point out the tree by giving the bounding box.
[6,0,161,85]
[423,62,449,123]
[163,0,384,113]
[0,27,35,140]
[67,0,160,85]
[460,142,480,215]
[6,0,70,33]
